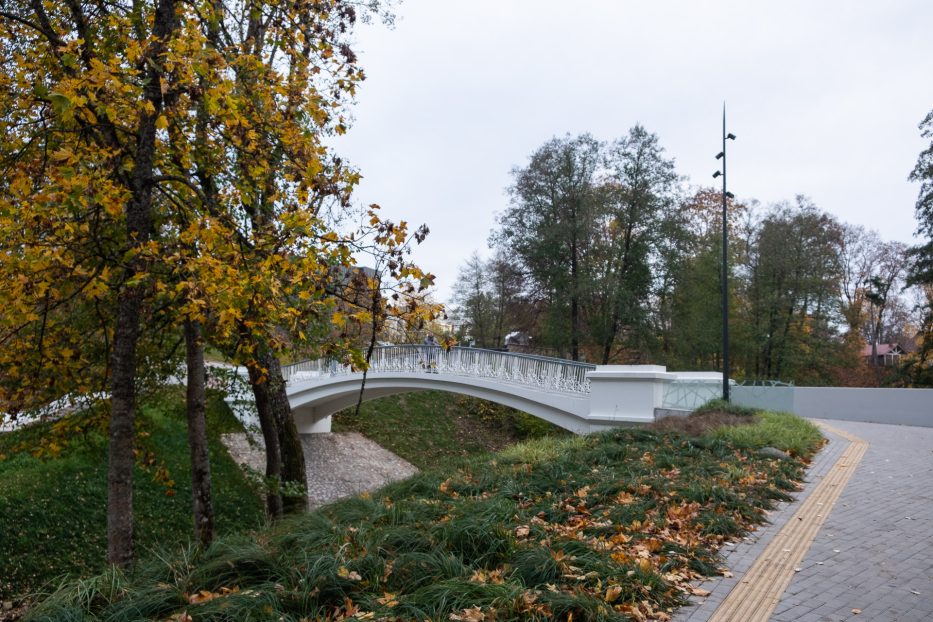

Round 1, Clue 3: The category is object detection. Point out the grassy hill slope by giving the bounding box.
[25,403,822,622]
[332,392,567,470]
[0,390,264,602]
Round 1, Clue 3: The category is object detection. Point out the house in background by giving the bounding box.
[503,331,533,353]
[860,343,905,367]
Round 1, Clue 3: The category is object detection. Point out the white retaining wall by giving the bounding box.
[733,385,933,427]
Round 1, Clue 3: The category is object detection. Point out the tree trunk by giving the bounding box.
[601,313,618,365]
[185,319,214,546]
[248,361,284,518]
[263,352,308,514]
[106,0,178,567]
[107,292,142,567]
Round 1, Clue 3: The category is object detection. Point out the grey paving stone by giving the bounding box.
[673,419,933,622]
[771,603,816,621]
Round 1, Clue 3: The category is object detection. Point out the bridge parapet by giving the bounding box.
[284,346,596,394]
[661,372,731,411]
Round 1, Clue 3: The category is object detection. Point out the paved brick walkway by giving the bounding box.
[676,420,933,622]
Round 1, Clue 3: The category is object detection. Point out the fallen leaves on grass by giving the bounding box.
[337,566,362,581]
[48,427,816,622]
[450,606,486,621]
[186,586,239,604]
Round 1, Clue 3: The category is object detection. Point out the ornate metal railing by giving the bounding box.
[283,345,597,394]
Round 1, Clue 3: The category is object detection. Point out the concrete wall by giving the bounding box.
[732,386,795,414]
[733,385,933,427]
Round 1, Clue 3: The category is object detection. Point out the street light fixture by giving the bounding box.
[715,105,736,401]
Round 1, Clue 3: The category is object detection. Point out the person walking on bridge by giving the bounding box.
[422,334,439,373]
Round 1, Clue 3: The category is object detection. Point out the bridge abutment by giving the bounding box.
[586,365,677,425]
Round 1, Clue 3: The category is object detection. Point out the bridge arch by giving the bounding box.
[287,370,593,434]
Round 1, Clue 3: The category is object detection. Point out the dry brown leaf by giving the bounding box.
[376,592,398,607]
[605,585,623,602]
[337,566,362,581]
[187,590,222,605]
[449,606,485,621]
[615,491,635,504]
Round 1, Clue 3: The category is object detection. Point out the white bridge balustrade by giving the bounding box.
[227,346,728,435]
[284,346,595,392]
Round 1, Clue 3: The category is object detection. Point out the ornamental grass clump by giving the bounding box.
[28,412,822,622]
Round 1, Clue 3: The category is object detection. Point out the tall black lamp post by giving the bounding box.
[713,106,735,401]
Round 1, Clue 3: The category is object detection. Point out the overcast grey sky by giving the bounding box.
[335,0,933,303]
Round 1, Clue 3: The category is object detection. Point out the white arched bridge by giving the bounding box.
[259,345,726,434]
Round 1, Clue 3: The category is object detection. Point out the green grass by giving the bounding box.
[332,391,568,469]
[26,406,824,622]
[694,398,759,418]
[657,399,824,459]
[0,389,264,601]
[712,410,824,457]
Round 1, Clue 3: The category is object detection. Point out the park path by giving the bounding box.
[675,419,933,622]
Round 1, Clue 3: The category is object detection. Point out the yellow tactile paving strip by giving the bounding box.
[708,422,868,622]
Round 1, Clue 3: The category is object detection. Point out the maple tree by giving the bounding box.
[0,0,431,564]
[0,0,189,566]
